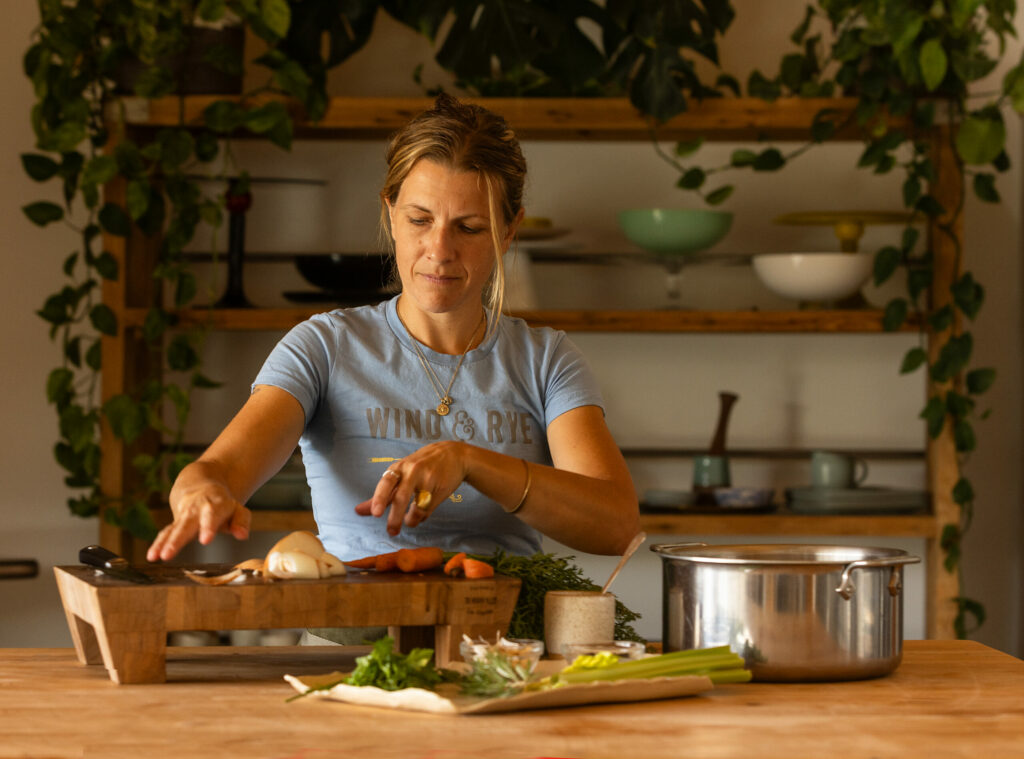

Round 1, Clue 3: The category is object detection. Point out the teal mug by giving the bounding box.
[810,451,868,489]
[693,455,731,489]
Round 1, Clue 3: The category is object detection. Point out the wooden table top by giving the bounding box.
[2,640,1022,758]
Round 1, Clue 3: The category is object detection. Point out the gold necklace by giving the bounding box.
[400,311,484,416]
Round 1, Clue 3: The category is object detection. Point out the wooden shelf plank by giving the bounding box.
[122,307,914,333]
[120,95,875,142]
[639,512,937,537]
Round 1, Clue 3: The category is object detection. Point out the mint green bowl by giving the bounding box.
[618,208,734,255]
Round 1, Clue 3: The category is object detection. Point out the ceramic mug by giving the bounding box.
[692,454,731,489]
[544,590,616,658]
[811,450,869,488]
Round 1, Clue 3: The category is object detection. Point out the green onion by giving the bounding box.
[540,645,752,688]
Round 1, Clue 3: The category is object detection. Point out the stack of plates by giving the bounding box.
[786,487,928,515]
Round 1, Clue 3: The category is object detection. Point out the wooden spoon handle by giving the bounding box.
[708,392,739,455]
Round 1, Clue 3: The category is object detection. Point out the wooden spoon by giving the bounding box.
[601,531,647,594]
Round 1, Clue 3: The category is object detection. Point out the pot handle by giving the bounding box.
[649,542,707,554]
[836,556,921,600]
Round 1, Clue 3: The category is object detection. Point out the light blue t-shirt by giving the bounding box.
[252,295,604,561]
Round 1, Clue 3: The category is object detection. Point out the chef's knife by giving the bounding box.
[79,545,155,584]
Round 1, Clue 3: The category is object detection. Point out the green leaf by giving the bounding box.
[98,203,131,237]
[900,347,928,374]
[195,131,220,163]
[174,271,198,307]
[192,372,223,389]
[674,138,703,158]
[882,298,908,331]
[158,129,195,171]
[752,148,785,171]
[198,0,227,23]
[954,597,986,639]
[920,396,946,439]
[102,394,147,445]
[940,523,961,571]
[903,176,921,207]
[22,153,60,181]
[952,477,975,506]
[261,0,291,39]
[972,173,999,202]
[945,390,975,418]
[142,308,172,343]
[966,367,996,394]
[89,304,118,336]
[951,272,984,319]
[677,168,706,189]
[126,180,151,221]
[956,114,1006,165]
[928,304,954,333]
[873,246,901,285]
[704,185,734,206]
[954,419,976,452]
[919,38,948,91]
[931,333,973,382]
[81,155,118,187]
[46,368,74,404]
[85,340,102,370]
[23,201,64,226]
[730,149,757,167]
[167,334,199,371]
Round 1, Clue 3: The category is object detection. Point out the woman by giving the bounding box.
[147,94,639,567]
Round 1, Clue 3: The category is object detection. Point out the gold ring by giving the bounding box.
[414,490,432,510]
[383,469,401,482]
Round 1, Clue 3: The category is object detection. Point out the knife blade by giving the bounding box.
[79,545,155,584]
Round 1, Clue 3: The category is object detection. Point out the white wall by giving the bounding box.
[2,5,1020,655]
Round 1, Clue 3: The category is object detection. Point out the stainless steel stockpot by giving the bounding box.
[651,543,921,682]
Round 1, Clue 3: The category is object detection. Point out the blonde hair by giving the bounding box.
[379,94,527,328]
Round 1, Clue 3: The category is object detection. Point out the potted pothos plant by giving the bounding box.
[23,0,1011,637]
[22,0,305,539]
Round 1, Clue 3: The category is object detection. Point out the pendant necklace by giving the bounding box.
[400,311,485,417]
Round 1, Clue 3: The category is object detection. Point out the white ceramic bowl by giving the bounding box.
[752,252,873,301]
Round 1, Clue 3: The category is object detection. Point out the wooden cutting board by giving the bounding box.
[54,564,521,685]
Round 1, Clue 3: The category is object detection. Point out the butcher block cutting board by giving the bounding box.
[54,564,520,685]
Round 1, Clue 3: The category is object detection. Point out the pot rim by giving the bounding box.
[650,542,920,567]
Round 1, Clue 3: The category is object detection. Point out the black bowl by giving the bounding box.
[293,253,393,297]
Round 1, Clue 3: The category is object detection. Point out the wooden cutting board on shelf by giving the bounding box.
[54,564,520,685]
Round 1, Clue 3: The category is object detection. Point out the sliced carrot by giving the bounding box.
[444,552,467,576]
[462,558,495,579]
[396,546,444,573]
[342,555,379,569]
[374,551,401,572]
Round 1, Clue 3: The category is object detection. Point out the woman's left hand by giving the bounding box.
[354,440,469,535]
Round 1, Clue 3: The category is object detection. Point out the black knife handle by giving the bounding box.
[80,544,123,568]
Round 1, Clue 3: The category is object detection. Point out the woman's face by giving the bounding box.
[387,159,511,317]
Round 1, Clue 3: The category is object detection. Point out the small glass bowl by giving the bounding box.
[459,637,544,672]
[562,640,647,661]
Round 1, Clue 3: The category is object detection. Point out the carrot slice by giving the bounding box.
[396,546,444,573]
[444,552,467,576]
[462,558,495,578]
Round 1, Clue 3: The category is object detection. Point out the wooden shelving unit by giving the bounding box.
[101,96,960,638]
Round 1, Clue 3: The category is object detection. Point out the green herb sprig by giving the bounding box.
[472,550,643,642]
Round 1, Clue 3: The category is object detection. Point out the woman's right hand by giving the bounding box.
[146,471,251,563]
